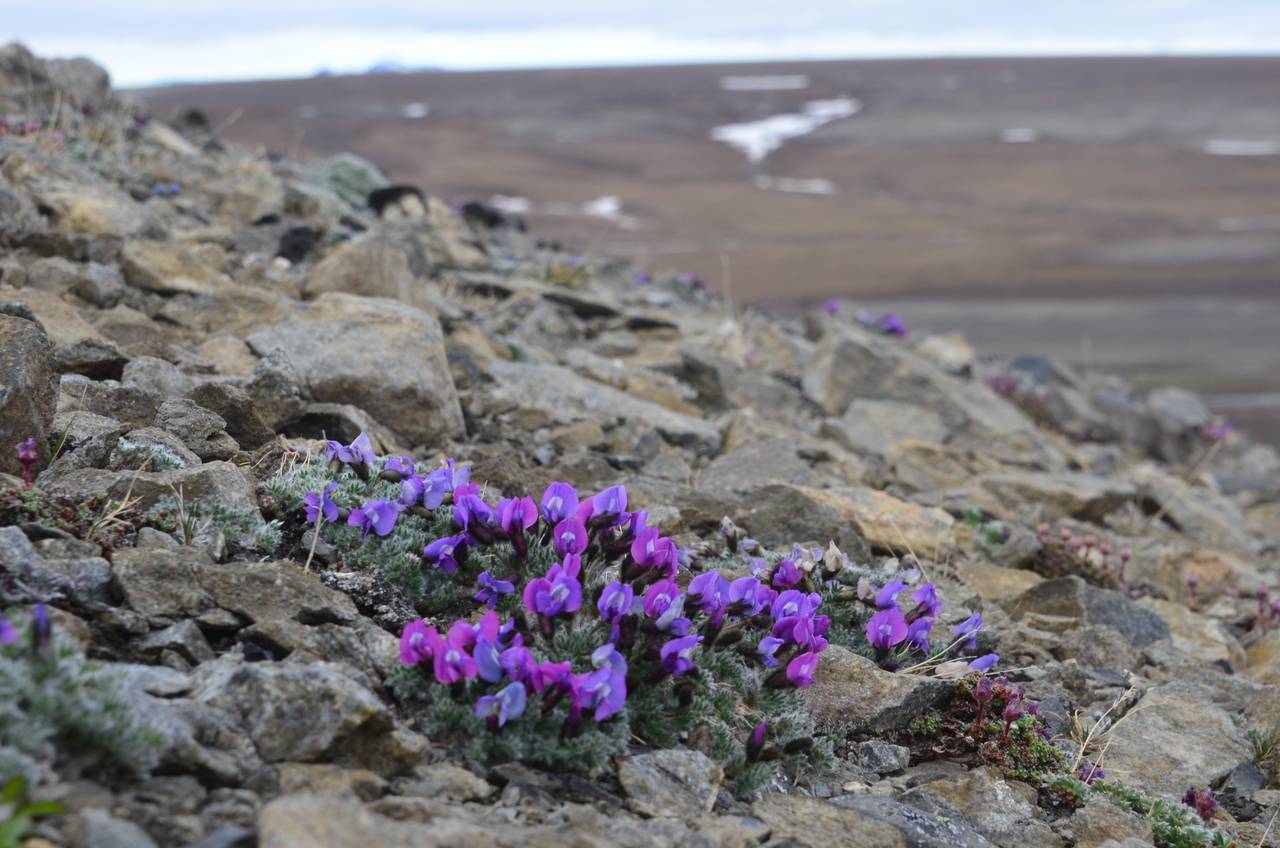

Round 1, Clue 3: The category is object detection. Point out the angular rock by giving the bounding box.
[39,459,258,514]
[1003,577,1169,647]
[154,397,239,460]
[739,482,955,558]
[74,808,159,848]
[185,382,276,448]
[820,399,949,455]
[481,359,720,455]
[617,749,723,817]
[0,312,57,474]
[304,231,427,304]
[803,645,953,733]
[1102,682,1251,796]
[247,293,463,445]
[903,767,1064,848]
[122,239,233,296]
[751,795,909,847]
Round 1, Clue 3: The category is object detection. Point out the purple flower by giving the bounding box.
[688,571,729,614]
[952,613,983,651]
[729,576,774,616]
[1183,787,1218,824]
[454,493,499,542]
[348,499,400,537]
[590,485,628,526]
[0,611,16,646]
[1201,421,1233,443]
[536,660,574,693]
[1078,760,1105,785]
[633,272,651,285]
[747,720,768,760]
[866,608,908,651]
[474,636,504,683]
[786,651,820,688]
[523,562,583,620]
[877,313,908,337]
[771,589,815,622]
[910,583,942,619]
[382,455,414,479]
[553,517,589,557]
[498,496,538,535]
[474,571,515,608]
[399,475,426,506]
[422,460,471,508]
[598,581,636,624]
[305,482,340,523]
[433,621,478,684]
[422,534,469,574]
[660,635,702,677]
[16,436,39,488]
[969,653,999,673]
[31,604,49,657]
[325,432,375,467]
[907,617,933,653]
[476,681,527,728]
[574,648,628,721]
[824,298,839,316]
[399,620,439,667]
[541,482,579,525]
[771,559,803,589]
[631,528,679,577]
[642,580,689,634]
[500,645,538,686]
[874,580,906,610]
[757,635,784,668]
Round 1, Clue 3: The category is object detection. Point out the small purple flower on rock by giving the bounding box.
[498,496,538,535]
[474,571,515,608]
[348,499,400,537]
[31,604,50,657]
[631,527,679,577]
[747,720,768,760]
[598,581,635,626]
[305,482,339,523]
[422,460,471,508]
[688,571,729,614]
[866,608,908,651]
[0,611,16,646]
[382,455,414,480]
[909,583,942,619]
[660,635,702,677]
[540,482,579,525]
[907,617,933,653]
[475,681,527,728]
[771,559,803,589]
[877,313,908,337]
[1078,760,1105,785]
[824,298,839,316]
[729,576,774,616]
[433,621,478,684]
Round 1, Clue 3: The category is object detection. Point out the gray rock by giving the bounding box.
[820,399,949,454]
[57,375,162,427]
[1004,577,1169,647]
[0,312,57,475]
[1061,796,1154,848]
[138,620,216,665]
[304,230,428,304]
[39,459,258,515]
[74,808,158,848]
[393,762,492,802]
[246,349,308,431]
[72,262,128,308]
[902,767,1064,848]
[751,794,912,847]
[832,794,996,847]
[122,355,191,399]
[185,382,275,449]
[697,437,820,492]
[247,293,463,445]
[855,740,910,775]
[617,748,723,817]
[1102,682,1252,797]
[154,397,239,461]
[803,645,953,733]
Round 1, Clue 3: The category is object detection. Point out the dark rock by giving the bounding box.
[1004,577,1170,647]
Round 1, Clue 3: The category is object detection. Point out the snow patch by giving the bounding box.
[711,97,861,162]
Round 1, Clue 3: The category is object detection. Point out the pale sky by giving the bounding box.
[5,0,1279,87]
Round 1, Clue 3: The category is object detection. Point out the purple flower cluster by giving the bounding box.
[399,610,630,729]
[861,578,996,674]
[388,475,827,735]
[15,436,39,489]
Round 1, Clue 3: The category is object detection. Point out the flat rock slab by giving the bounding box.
[803,645,953,733]
[617,748,723,817]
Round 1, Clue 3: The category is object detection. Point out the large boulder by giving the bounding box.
[247,293,464,445]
